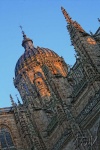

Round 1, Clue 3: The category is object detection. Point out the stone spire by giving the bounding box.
[61,7,85,33]
[20,26,34,51]
[61,7,73,24]
[61,6,100,75]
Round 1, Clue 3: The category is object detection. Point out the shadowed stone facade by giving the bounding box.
[0,7,100,150]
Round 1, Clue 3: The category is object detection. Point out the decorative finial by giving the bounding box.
[19,25,23,30]
[98,18,100,23]
[15,94,21,105]
[61,7,73,24]
[19,25,34,50]
[10,94,16,106]
[19,25,26,38]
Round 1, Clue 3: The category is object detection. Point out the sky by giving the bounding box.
[0,0,99,107]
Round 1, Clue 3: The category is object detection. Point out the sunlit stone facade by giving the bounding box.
[0,7,99,150]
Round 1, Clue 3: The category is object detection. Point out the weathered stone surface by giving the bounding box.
[0,7,100,150]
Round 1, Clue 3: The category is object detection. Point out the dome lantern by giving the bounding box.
[20,26,34,51]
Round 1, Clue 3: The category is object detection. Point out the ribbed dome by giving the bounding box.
[15,31,60,77]
[15,46,59,76]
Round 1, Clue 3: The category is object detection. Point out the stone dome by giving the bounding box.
[15,32,61,77]
[15,46,59,76]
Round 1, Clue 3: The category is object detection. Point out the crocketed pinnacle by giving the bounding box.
[61,6,85,33]
[10,94,16,106]
[61,7,73,24]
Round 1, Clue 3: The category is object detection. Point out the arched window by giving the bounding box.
[0,126,16,150]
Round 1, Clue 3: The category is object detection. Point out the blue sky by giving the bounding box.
[0,0,99,107]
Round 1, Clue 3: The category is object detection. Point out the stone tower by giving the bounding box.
[60,7,100,150]
[13,28,71,149]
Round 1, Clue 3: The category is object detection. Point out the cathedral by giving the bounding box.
[0,7,100,150]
